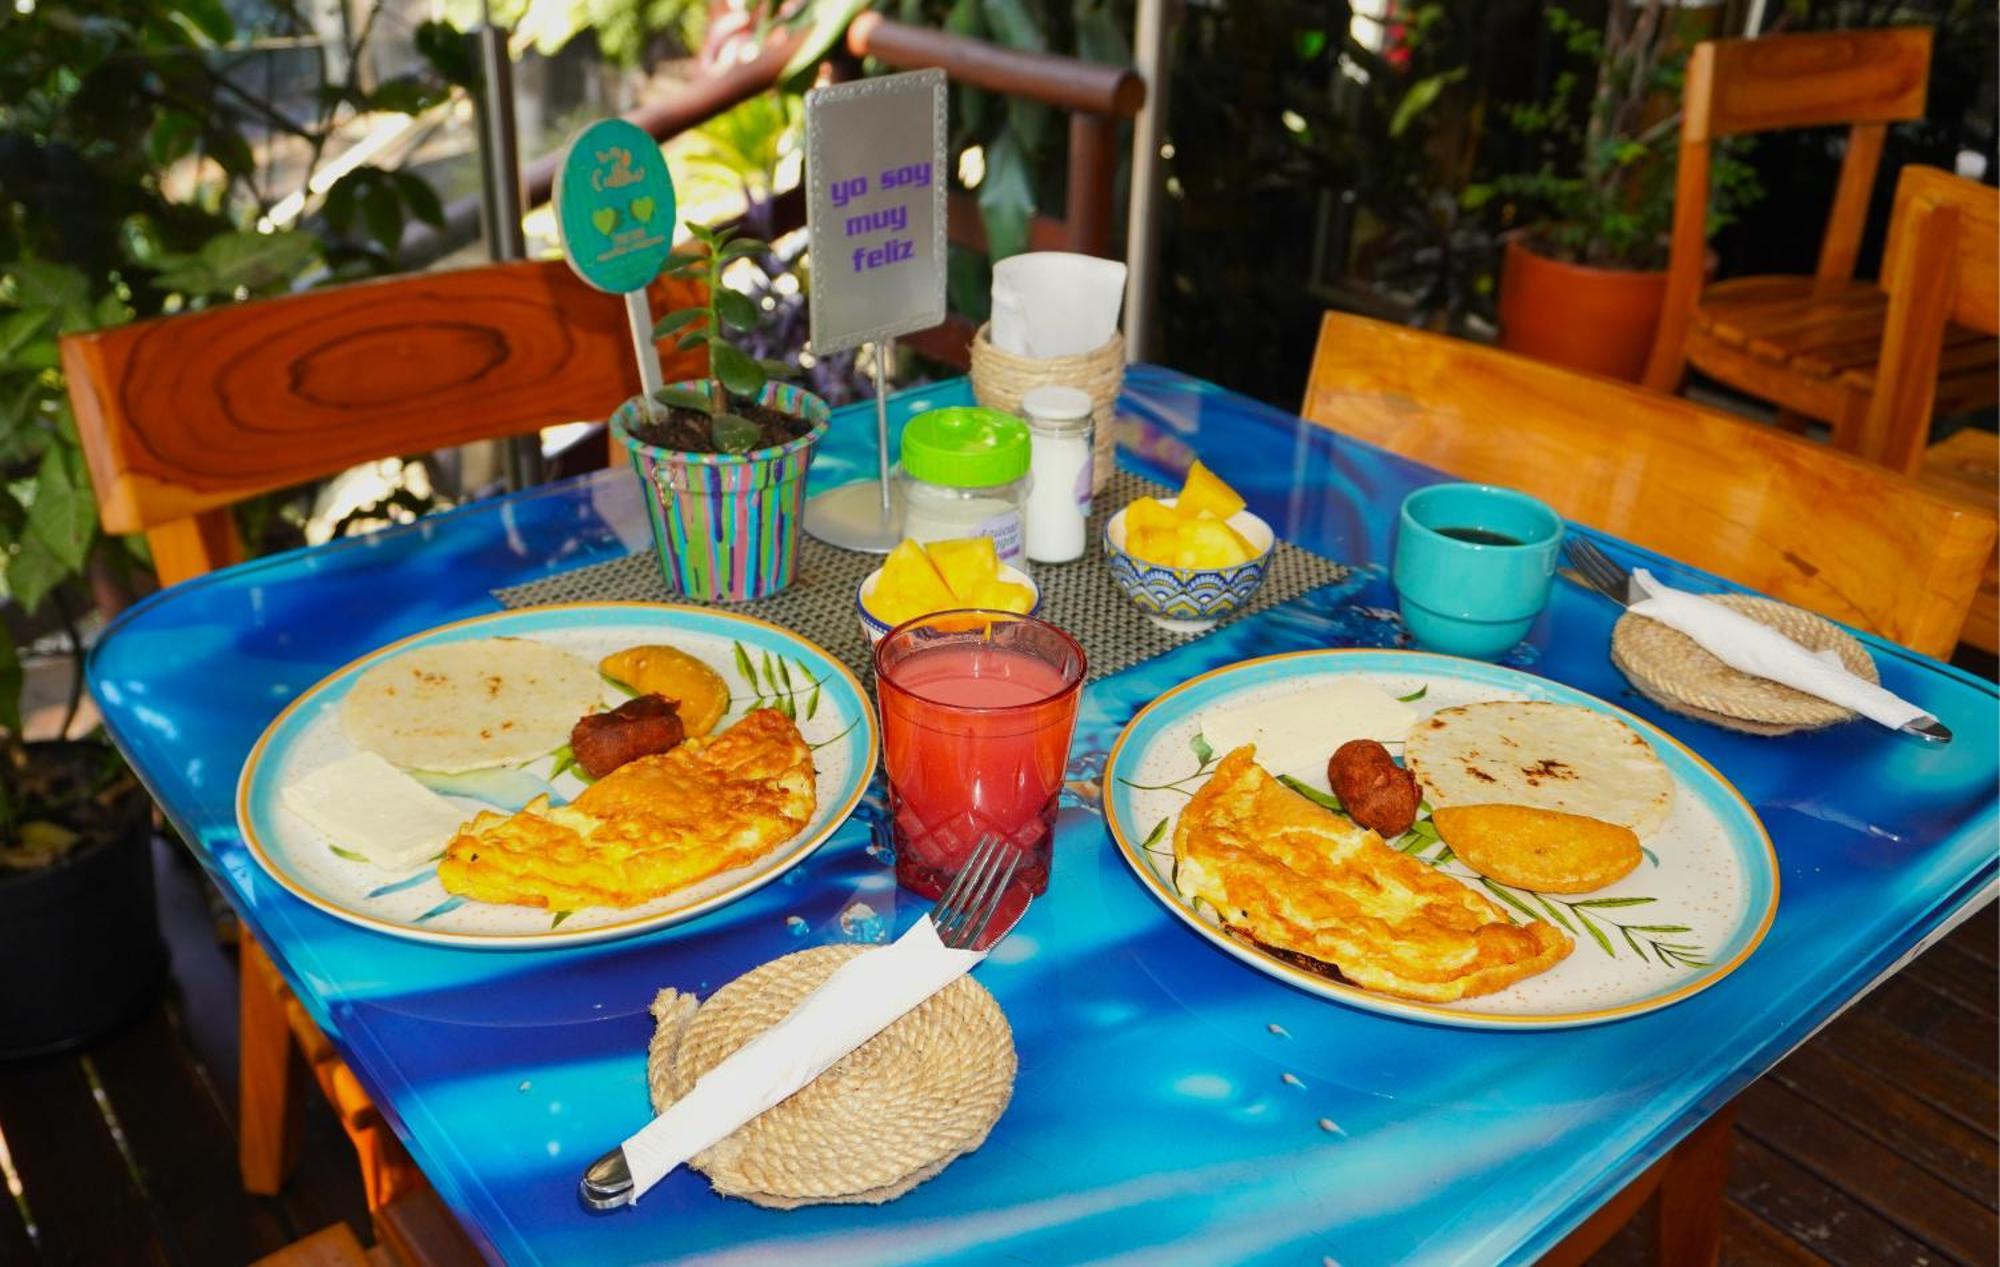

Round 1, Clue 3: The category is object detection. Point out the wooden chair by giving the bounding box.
[61,256,702,1225]
[1849,165,1999,653]
[1304,312,1995,659]
[1642,28,1998,446]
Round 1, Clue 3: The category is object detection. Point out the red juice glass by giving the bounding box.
[873,611,1087,899]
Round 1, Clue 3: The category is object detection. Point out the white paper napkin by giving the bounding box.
[991,252,1127,358]
[620,918,984,1202]
[1628,569,1930,731]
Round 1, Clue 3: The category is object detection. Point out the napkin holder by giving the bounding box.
[969,322,1124,495]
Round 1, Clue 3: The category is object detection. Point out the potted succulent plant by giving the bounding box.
[1475,0,1756,382]
[612,220,831,602]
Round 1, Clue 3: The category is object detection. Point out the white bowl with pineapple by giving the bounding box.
[1104,460,1274,634]
[858,537,1041,643]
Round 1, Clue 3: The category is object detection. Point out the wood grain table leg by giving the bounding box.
[240,934,305,1195]
[1653,1100,1739,1267]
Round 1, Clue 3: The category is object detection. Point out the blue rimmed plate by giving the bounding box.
[236,602,876,948]
[1105,649,1777,1028]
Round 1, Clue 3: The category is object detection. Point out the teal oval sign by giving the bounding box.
[553,118,677,294]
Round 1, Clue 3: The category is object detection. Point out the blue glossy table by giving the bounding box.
[89,367,1998,1266]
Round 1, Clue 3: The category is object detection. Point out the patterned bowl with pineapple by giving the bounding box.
[1104,462,1273,635]
[858,538,1041,644]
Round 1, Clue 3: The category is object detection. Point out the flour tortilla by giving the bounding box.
[340,637,605,773]
[1403,701,1673,836]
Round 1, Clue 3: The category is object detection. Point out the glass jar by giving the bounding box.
[898,406,1032,565]
[1020,384,1094,563]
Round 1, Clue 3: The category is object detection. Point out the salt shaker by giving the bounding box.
[1020,385,1094,563]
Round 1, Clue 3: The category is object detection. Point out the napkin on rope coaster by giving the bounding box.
[493,469,1351,685]
[1611,570,1920,735]
[642,940,1016,1208]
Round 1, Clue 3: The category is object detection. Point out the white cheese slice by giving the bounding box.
[282,751,469,871]
[1201,679,1420,785]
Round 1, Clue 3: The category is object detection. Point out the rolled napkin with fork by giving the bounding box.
[597,918,985,1205]
[1627,569,1930,731]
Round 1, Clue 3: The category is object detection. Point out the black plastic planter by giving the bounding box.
[0,744,163,1059]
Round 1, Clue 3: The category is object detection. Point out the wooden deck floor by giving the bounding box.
[0,841,1992,1265]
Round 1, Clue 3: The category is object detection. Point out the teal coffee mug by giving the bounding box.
[1392,483,1562,660]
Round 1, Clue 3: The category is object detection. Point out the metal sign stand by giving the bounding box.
[798,69,948,554]
[803,337,902,552]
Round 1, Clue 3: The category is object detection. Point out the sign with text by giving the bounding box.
[552,118,677,294]
[804,69,948,354]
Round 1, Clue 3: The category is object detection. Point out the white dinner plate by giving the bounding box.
[236,602,876,948]
[1104,649,1778,1028]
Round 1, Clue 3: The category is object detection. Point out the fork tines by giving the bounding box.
[1564,536,1629,600]
[931,835,1021,951]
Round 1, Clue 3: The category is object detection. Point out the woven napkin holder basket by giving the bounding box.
[968,321,1124,495]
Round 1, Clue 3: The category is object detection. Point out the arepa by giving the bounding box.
[1404,701,1673,836]
[341,637,604,772]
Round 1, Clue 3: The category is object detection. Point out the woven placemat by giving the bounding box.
[495,469,1349,684]
[1611,594,1878,736]
[646,946,1015,1208]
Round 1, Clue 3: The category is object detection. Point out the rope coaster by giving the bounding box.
[495,468,1350,685]
[645,946,1016,1208]
[1610,594,1878,736]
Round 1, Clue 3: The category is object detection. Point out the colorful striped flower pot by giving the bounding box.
[611,381,829,603]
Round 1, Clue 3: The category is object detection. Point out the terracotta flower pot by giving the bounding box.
[1496,234,1671,384]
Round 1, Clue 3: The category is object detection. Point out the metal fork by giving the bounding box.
[931,834,1022,950]
[1564,535,1637,607]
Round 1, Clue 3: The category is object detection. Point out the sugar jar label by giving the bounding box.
[1073,450,1094,516]
[975,510,1026,563]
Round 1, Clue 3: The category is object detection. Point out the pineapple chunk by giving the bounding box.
[1124,496,1182,539]
[1126,526,1174,567]
[969,578,1036,614]
[1172,518,1256,569]
[926,536,1000,599]
[871,541,956,625]
[1175,459,1246,521]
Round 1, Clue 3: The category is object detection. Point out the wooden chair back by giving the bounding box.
[1643,27,1933,390]
[1856,166,2000,473]
[1305,313,1994,658]
[61,258,702,586]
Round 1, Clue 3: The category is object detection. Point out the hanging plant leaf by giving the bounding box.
[711,413,761,454]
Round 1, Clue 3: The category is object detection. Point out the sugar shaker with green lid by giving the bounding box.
[898,407,1032,563]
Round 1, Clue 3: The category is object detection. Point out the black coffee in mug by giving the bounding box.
[1435,526,1524,547]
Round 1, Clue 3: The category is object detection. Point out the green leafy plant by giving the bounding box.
[1469,0,1760,270]
[649,221,790,453]
[0,0,460,837]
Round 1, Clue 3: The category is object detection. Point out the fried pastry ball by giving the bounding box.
[570,694,685,779]
[1327,738,1422,838]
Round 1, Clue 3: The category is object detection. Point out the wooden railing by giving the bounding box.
[845,14,1143,259]
[403,18,1141,269]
